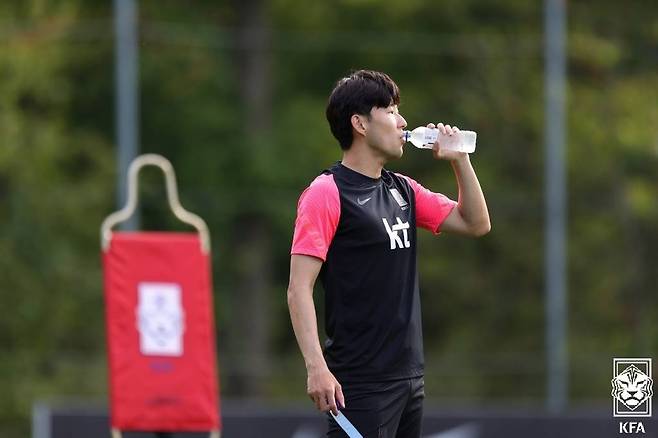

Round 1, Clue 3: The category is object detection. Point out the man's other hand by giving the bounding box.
[307,366,345,415]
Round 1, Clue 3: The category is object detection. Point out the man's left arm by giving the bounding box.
[432,123,491,237]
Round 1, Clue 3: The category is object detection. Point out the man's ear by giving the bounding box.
[351,114,367,137]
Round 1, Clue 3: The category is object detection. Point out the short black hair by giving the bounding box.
[325,70,401,150]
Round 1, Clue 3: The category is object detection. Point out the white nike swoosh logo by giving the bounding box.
[357,197,372,205]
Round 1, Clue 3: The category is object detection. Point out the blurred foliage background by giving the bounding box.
[1,0,657,435]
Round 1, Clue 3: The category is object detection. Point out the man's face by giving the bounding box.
[362,104,408,161]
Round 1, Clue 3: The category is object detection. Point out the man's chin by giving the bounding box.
[374,144,404,162]
[383,150,403,162]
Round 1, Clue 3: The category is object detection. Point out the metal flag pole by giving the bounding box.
[114,0,140,231]
[544,0,568,413]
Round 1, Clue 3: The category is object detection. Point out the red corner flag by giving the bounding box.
[102,232,220,432]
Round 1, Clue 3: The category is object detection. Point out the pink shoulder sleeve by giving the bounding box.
[397,173,457,234]
[291,174,340,261]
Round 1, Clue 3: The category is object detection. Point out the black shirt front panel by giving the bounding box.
[320,163,423,382]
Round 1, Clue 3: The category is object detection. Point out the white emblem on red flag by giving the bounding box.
[136,282,185,356]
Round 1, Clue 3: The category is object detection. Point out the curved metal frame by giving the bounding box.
[101,154,210,254]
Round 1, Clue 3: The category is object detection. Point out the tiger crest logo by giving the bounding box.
[612,358,653,417]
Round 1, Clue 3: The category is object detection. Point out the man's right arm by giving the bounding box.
[287,254,345,414]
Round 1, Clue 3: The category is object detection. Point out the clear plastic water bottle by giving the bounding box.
[402,127,477,153]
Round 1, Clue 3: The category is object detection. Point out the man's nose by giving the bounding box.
[397,114,407,129]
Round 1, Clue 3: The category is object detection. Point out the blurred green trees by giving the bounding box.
[1,0,657,435]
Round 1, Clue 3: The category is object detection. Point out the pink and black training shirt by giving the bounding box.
[291,162,456,383]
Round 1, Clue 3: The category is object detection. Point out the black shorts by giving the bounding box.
[327,377,424,438]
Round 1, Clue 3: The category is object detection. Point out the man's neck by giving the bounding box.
[341,141,386,179]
